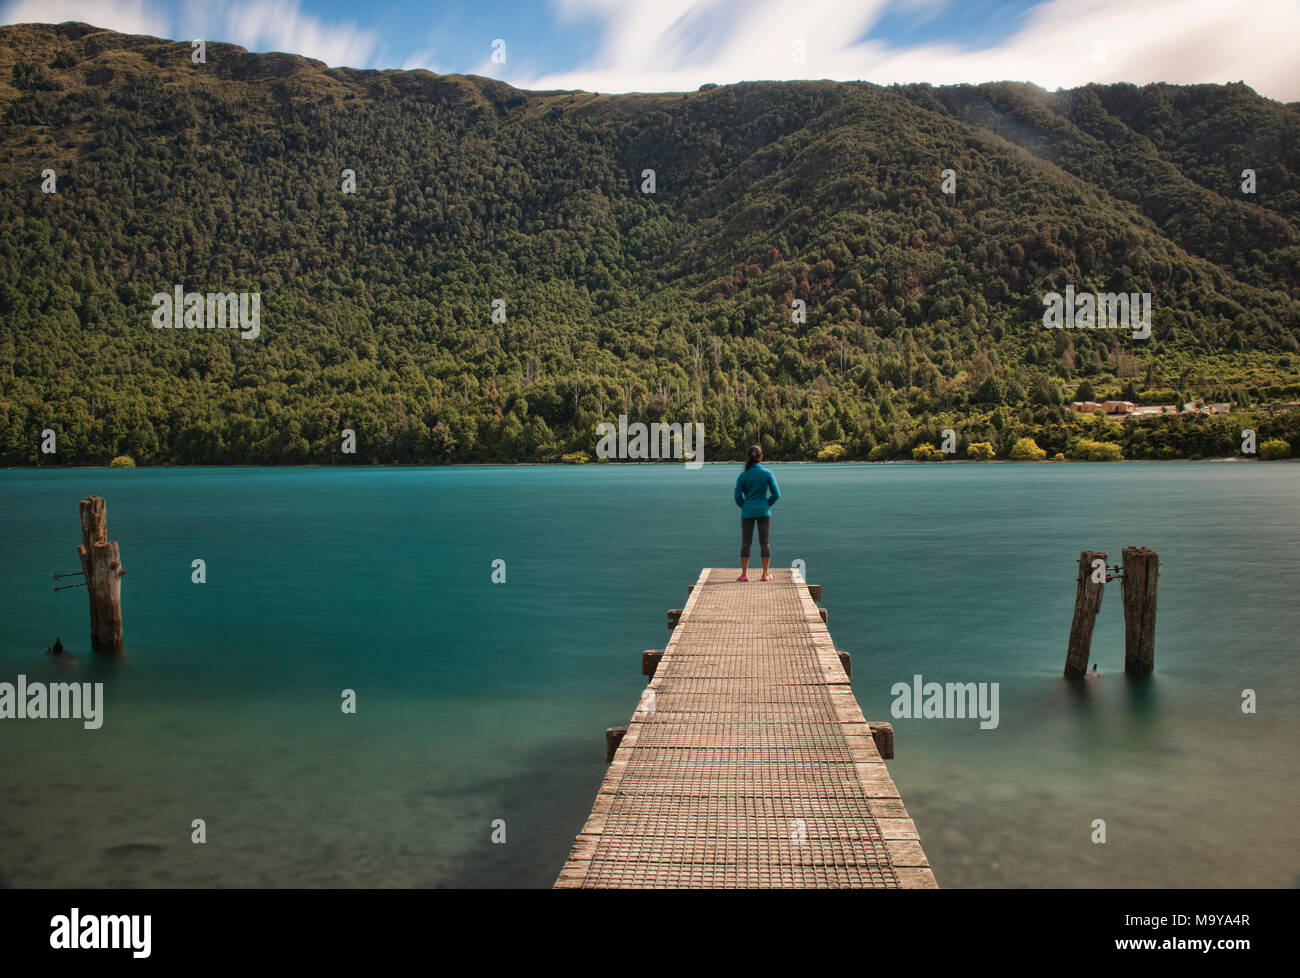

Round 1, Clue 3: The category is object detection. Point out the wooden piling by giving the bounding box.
[1121,547,1159,677]
[604,726,627,763]
[667,609,682,630]
[641,649,663,678]
[77,496,125,653]
[1063,550,1106,678]
[868,722,894,759]
[836,650,852,677]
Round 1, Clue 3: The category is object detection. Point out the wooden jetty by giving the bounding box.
[556,568,935,889]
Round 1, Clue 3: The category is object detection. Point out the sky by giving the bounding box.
[2,0,1298,101]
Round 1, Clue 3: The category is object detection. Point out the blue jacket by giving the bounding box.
[735,463,780,518]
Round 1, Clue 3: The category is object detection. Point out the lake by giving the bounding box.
[1,462,1296,888]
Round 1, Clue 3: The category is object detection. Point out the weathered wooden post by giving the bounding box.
[1064,550,1106,677]
[1121,547,1159,676]
[868,722,894,759]
[604,726,627,763]
[77,496,125,653]
[642,649,663,678]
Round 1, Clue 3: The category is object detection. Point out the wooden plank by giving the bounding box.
[895,867,939,888]
[868,799,910,818]
[885,839,930,867]
[877,819,922,841]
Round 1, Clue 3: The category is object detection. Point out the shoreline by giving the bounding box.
[3,456,1291,470]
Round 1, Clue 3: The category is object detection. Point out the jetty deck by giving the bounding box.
[556,567,936,889]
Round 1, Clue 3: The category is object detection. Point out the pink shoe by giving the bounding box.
[736,574,749,582]
[761,573,773,582]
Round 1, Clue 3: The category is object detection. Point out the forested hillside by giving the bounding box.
[2,21,1299,464]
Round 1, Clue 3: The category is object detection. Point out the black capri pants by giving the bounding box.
[740,516,771,559]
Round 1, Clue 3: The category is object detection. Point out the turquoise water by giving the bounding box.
[1,462,1297,888]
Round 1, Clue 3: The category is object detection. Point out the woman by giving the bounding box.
[734,444,780,581]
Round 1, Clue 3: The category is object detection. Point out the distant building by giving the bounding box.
[1125,401,1235,420]
[1072,399,1240,421]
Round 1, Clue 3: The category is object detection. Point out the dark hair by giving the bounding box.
[745,444,763,469]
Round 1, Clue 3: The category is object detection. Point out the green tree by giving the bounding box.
[971,376,1006,406]
[1070,439,1124,461]
[911,442,945,461]
[1010,437,1047,461]
[817,443,847,461]
[1030,374,1062,406]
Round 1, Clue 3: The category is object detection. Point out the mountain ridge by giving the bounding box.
[1,22,1298,465]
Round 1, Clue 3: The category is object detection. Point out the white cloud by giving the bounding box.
[512,0,1300,101]
[0,0,168,36]
[893,0,950,13]
[402,49,442,71]
[187,0,378,66]
[0,0,380,67]
[7,0,1295,99]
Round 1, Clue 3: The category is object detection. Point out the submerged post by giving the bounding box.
[78,496,125,653]
[1121,547,1159,676]
[1064,550,1106,678]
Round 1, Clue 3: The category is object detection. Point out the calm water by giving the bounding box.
[1,462,1296,888]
